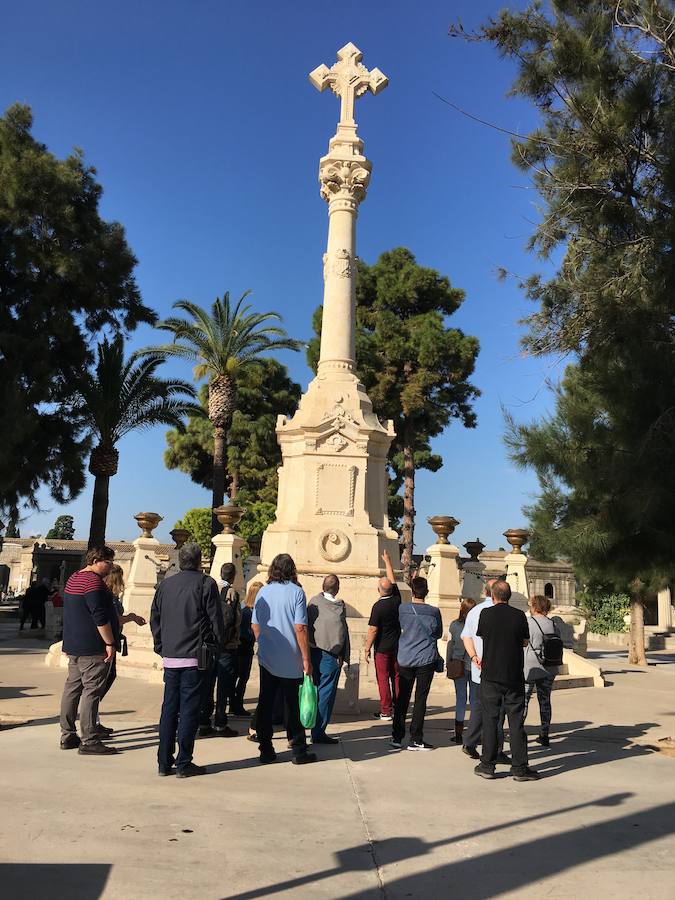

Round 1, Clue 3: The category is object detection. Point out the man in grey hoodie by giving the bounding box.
[307,575,350,745]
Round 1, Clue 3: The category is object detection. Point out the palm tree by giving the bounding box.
[137,291,301,538]
[78,335,199,548]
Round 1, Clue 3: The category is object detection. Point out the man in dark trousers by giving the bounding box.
[471,580,540,782]
[59,546,118,755]
[198,562,240,737]
[150,543,223,778]
[364,550,401,720]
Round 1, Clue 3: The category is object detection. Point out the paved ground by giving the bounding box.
[1,615,674,900]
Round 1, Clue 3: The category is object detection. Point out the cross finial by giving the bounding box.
[309,43,388,127]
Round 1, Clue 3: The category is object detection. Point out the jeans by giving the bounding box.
[481,679,528,774]
[60,655,111,745]
[392,662,435,744]
[233,646,254,712]
[463,681,505,752]
[453,673,477,723]
[199,650,237,728]
[158,666,203,771]
[310,647,341,739]
[525,674,555,732]
[374,650,399,716]
[256,664,307,758]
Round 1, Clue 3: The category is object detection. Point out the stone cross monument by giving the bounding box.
[259,43,401,616]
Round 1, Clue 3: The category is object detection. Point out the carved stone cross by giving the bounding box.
[309,42,388,126]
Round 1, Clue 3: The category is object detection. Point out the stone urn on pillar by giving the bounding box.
[462,538,486,601]
[210,505,246,595]
[503,528,530,612]
[424,515,462,628]
[169,527,190,549]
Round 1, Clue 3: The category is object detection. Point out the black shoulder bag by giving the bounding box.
[197,575,219,671]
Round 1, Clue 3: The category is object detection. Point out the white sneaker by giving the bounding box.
[378,713,393,721]
[407,741,434,752]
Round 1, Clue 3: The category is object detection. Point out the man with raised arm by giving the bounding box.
[364,550,401,721]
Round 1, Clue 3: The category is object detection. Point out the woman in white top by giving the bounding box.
[525,594,561,747]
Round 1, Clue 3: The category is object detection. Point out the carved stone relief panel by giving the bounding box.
[315,463,357,516]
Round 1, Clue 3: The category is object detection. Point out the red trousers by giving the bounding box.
[374,650,400,716]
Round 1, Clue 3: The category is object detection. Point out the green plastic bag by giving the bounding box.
[298,673,318,729]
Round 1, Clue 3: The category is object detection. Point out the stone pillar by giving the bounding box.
[425,517,462,630]
[122,513,163,638]
[657,587,673,630]
[461,539,486,601]
[210,505,245,596]
[503,528,530,614]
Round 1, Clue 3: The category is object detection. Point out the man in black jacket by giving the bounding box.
[150,543,223,778]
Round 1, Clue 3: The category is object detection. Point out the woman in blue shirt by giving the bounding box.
[391,577,443,751]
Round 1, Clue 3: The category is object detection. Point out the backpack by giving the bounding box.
[221,587,240,645]
[533,617,564,667]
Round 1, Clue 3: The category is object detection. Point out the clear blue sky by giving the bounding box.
[1,0,563,553]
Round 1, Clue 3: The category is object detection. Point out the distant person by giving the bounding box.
[390,577,442,751]
[461,578,509,765]
[59,546,118,755]
[446,598,477,744]
[199,562,240,737]
[252,553,317,765]
[308,574,350,745]
[150,543,224,778]
[364,549,401,720]
[472,580,540,781]
[231,580,260,717]
[96,564,146,736]
[524,594,563,747]
[20,579,49,629]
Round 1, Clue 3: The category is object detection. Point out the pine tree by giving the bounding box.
[457,1,675,663]
[46,515,75,541]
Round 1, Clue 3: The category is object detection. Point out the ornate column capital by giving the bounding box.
[319,157,372,208]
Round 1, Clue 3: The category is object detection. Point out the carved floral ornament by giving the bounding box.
[319,159,371,204]
[323,249,353,281]
[322,402,355,429]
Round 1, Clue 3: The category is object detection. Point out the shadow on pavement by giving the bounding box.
[0,863,111,900]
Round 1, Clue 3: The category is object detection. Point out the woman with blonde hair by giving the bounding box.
[231,580,261,717]
[446,597,477,744]
[525,594,562,747]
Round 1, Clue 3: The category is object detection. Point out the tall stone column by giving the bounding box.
[259,44,402,615]
[657,587,673,630]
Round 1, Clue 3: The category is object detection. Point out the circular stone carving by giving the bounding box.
[319,529,351,562]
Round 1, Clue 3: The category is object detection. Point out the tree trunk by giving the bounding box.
[628,591,647,666]
[400,421,415,584]
[212,425,226,539]
[88,473,110,549]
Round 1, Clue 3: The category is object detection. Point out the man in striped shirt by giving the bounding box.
[59,545,118,755]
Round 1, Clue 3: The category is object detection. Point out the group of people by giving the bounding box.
[57,542,560,780]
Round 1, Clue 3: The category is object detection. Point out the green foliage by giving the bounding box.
[45,515,75,540]
[164,360,301,504]
[0,104,154,516]
[308,248,479,566]
[460,3,675,594]
[239,501,277,543]
[174,508,212,558]
[578,590,630,635]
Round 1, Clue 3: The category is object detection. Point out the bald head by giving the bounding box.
[378,577,394,596]
[484,577,497,598]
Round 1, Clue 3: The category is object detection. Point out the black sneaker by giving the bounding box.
[537,733,550,747]
[462,745,480,760]
[78,741,118,756]
[292,752,318,765]
[230,708,252,718]
[474,763,496,779]
[496,752,512,766]
[176,763,206,778]
[407,741,434,752]
[157,766,175,776]
[312,735,339,745]
[259,749,278,765]
[60,734,81,750]
[213,725,238,738]
[94,724,114,737]
[512,767,541,782]
[197,725,215,737]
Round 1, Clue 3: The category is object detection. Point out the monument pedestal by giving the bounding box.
[210,532,245,596]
